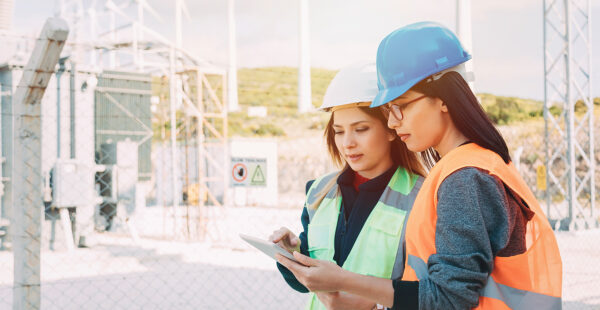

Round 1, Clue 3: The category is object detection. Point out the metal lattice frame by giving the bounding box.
[543,0,596,230]
[177,68,228,240]
[54,0,229,239]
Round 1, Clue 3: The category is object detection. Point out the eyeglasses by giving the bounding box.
[380,95,427,120]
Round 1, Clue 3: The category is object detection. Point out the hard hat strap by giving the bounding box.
[330,101,372,112]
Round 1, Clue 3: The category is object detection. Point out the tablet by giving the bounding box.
[240,233,300,263]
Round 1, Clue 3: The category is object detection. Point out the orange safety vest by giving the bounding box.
[403,143,562,309]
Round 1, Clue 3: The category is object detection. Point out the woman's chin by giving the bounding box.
[346,163,360,172]
[404,141,427,153]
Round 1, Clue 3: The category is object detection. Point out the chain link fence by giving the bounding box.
[0,35,599,310]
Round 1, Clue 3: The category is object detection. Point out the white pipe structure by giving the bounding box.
[88,2,98,68]
[0,0,13,31]
[55,0,66,17]
[109,9,116,67]
[169,47,179,237]
[456,0,475,90]
[175,0,190,50]
[133,0,164,71]
[227,0,239,112]
[297,0,312,113]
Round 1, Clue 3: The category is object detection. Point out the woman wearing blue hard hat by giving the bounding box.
[277,22,562,310]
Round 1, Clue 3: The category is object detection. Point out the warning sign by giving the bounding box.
[231,157,267,187]
[232,163,248,182]
[536,165,547,191]
[251,165,266,186]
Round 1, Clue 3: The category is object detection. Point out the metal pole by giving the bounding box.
[565,0,575,230]
[456,0,475,90]
[109,10,116,68]
[0,81,3,224]
[297,0,312,113]
[588,0,595,226]
[222,73,229,206]
[133,24,138,69]
[195,71,205,238]
[175,0,182,50]
[13,17,68,310]
[69,61,76,158]
[56,58,66,159]
[138,1,144,70]
[227,0,239,112]
[169,47,179,237]
[89,5,97,68]
[543,0,552,220]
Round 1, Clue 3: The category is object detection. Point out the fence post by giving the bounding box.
[12,18,68,309]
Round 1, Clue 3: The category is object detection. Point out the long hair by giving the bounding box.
[411,71,511,169]
[308,106,425,210]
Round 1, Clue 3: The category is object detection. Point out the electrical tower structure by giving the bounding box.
[543,0,596,230]
[53,0,229,239]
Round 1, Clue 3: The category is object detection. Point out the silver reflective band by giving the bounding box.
[390,177,423,280]
[407,254,562,309]
[407,254,428,280]
[481,277,562,310]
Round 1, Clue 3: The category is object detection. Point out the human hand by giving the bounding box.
[315,292,376,310]
[269,227,301,254]
[275,251,347,292]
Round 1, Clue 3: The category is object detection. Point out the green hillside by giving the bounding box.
[229,67,337,137]
[152,67,600,139]
[238,67,336,113]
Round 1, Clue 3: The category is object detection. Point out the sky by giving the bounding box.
[11,0,600,100]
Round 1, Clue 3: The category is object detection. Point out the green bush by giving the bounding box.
[479,93,544,125]
[253,123,286,136]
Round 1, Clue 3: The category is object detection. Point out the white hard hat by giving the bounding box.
[319,62,379,111]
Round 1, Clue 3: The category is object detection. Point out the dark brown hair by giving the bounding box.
[411,71,511,169]
[323,106,425,177]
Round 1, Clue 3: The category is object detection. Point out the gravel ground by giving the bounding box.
[0,206,598,309]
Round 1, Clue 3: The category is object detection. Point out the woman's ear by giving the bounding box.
[387,131,396,142]
[436,98,449,113]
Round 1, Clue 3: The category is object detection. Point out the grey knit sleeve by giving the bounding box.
[417,167,512,310]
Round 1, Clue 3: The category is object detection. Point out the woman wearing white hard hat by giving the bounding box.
[269,62,425,310]
[277,22,562,310]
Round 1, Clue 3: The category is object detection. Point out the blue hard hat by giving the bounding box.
[371,21,471,107]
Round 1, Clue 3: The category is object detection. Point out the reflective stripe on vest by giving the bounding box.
[408,254,561,309]
[304,167,422,310]
[305,171,339,223]
[403,144,562,309]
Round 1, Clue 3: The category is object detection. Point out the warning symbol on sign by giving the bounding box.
[230,157,267,187]
[251,165,266,185]
[232,163,248,183]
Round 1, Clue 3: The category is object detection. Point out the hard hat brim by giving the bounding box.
[371,57,472,108]
[370,76,423,108]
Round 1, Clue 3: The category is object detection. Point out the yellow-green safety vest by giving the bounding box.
[304,167,423,310]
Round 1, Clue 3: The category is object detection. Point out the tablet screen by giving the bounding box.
[240,233,300,263]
